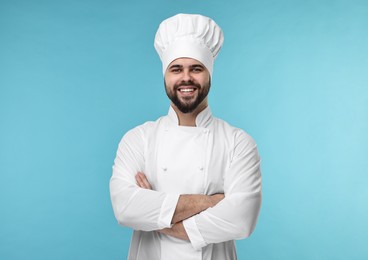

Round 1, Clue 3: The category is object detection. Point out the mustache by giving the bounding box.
[174,81,201,90]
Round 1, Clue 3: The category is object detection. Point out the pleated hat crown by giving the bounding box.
[154,13,224,76]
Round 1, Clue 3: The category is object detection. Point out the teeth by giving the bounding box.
[180,88,194,92]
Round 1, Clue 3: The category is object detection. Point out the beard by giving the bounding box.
[165,79,211,114]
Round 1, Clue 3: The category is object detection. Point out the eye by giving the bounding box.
[169,67,182,73]
[191,66,204,73]
[172,68,181,73]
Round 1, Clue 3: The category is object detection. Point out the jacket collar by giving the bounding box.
[167,105,213,128]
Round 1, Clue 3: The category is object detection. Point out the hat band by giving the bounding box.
[161,38,214,76]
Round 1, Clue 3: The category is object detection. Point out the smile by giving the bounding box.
[179,88,195,92]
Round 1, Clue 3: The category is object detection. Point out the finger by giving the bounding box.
[136,172,152,190]
[135,173,144,188]
[139,173,152,190]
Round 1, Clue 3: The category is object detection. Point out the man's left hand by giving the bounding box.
[135,172,152,190]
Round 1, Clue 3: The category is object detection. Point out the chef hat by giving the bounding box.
[154,13,224,77]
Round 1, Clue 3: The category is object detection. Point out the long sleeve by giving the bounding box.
[110,126,180,231]
[183,130,262,250]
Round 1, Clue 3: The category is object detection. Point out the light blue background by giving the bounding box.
[1,0,367,259]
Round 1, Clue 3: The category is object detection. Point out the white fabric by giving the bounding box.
[110,106,262,260]
[154,13,224,76]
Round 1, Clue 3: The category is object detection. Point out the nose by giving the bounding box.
[181,69,192,82]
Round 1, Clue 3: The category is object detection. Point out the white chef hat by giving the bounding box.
[154,13,224,77]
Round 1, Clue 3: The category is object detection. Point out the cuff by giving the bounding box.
[157,193,180,229]
[183,216,207,250]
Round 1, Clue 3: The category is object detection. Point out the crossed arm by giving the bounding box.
[111,128,262,248]
[135,172,224,240]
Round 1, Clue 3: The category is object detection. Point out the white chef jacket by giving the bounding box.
[110,106,262,260]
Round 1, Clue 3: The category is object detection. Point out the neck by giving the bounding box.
[171,101,208,127]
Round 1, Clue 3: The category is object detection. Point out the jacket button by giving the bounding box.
[162,167,167,172]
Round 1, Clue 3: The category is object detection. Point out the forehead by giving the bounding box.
[168,57,206,68]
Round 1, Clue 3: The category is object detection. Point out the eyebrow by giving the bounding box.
[168,64,183,70]
[168,64,205,69]
[191,64,205,69]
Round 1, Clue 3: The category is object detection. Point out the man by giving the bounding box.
[110,13,262,260]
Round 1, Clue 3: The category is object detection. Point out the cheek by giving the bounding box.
[164,75,174,85]
[195,72,210,82]
[197,76,210,86]
[164,80,176,94]
[165,77,181,89]
[164,80,174,90]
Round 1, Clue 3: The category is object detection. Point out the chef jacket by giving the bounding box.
[110,106,262,260]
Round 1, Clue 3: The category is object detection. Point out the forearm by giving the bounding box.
[171,194,217,224]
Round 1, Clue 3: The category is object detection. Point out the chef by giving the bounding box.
[110,13,262,260]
